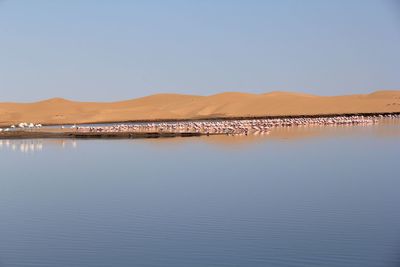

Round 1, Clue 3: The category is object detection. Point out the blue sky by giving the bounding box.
[0,0,399,102]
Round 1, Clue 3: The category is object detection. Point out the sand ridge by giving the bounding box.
[0,90,400,126]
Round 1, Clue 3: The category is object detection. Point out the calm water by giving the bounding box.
[0,121,399,267]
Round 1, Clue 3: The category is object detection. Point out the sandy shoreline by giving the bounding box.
[1,90,400,127]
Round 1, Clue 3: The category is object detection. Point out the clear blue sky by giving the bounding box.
[1,0,399,102]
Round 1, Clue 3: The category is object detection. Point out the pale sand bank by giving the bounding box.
[1,90,400,126]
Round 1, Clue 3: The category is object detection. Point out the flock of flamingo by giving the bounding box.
[0,122,42,132]
[0,114,398,136]
[69,114,396,135]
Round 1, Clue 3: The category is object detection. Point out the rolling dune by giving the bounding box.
[1,90,400,126]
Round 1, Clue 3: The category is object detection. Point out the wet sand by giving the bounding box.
[0,130,204,139]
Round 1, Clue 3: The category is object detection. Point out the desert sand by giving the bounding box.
[1,90,400,126]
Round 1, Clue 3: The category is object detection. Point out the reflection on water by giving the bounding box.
[133,119,400,148]
[0,139,77,153]
[0,120,399,267]
[1,119,399,153]
[0,140,44,153]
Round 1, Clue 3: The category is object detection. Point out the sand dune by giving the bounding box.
[1,90,400,126]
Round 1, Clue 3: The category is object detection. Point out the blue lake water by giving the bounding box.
[0,121,399,267]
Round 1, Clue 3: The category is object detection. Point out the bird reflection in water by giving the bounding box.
[0,139,78,153]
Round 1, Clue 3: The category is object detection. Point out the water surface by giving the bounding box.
[0,121,399,266]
